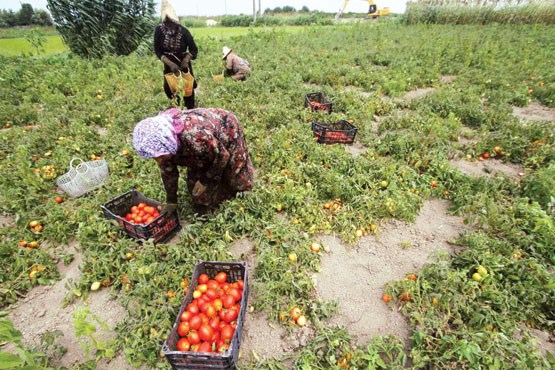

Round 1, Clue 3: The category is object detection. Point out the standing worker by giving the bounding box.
[222,46,251,81]
[154,0,198,109]
[132,108,255,215]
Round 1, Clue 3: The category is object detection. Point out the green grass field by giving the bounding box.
[0,26,308,57]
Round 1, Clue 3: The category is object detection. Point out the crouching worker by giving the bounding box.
[222,46,251,81]
[133,108,254,215]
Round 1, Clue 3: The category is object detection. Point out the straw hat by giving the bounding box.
[161,0,179,24]
[222,46,232,59]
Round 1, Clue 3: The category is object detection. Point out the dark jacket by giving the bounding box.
[154,24,198,73]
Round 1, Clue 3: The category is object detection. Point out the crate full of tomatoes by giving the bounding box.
[311,120,358,145]
[100,189,180,243]
[162,261,248,370]
[304,92,332,113]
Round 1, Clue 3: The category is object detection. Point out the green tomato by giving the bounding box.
[472,273,482,282]
[477,266,488,276]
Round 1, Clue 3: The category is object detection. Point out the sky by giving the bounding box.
[1,1,409,16]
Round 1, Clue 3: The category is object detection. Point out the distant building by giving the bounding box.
[206,19,217,26]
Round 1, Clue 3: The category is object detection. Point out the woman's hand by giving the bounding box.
[192,181,207,197]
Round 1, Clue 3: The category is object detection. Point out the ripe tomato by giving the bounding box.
[198,273,210,284]
[197,342,212,353]
[207,280,219,290]
[217,341,229,353]
[215,272,228,284]
[209,317,220,331]
[236,280,244,290]
[222,294,235,309]
[290,307,302,321]
[221,308,238,323]
[187,330,200,345]
[131,206,138,213]
[176,338,191,351]
[137,202,147,209]
[186,303,199,315]
[228,287,242,302]
[177,321,190,337]
[189,315,203,330]
[198,324,214,342]
[221,324,234,343]
[205,288,218,301]
[205,304,217,319]
[55,196,64,204]
[212,298,223,311]
[381,294,392,303]
[180,311,193,322]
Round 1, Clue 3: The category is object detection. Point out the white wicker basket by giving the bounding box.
[56,158,109,197]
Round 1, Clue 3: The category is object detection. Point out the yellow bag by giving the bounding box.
[165,71,195,97]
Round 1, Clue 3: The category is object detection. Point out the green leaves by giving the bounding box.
[46,0,155,58]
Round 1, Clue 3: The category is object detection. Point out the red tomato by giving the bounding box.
[187,330,200,345]
[137,202,147,209]
[198,273,210,284]
[215,272,228,284]
[197,342,212,353]
[222,294,235,309]
[228,288,242,302]
[177,321,190,337]
[207,280,219,290]
[176,338,191,352]
[180,311,193,322]
[190,344,199,352]
[205,288,218,301]
[199,324,214,342]
[221,308,238,323]
[236,280,244,290]
[209,317,220,331]
[187,303,199,315]
[217,342,229,353]
[131,206,138,213]
[221,324,234,343]
[189,315,202,330]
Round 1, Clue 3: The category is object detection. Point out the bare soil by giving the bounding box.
[236,199,468,364]
[315,199,467,348]
[6,240,131,369]
[513,102,555,122]
[450,158,524,180]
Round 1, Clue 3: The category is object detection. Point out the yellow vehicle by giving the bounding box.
[335,0,390,20]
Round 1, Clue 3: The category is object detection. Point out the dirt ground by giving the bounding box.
[6,240,131,369]
[236,199,468,363]
[450,158,524,180]
[513,102,555,122]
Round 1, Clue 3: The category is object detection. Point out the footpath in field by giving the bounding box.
[237,199,468,362]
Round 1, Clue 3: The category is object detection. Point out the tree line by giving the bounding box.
[0,3,53,27]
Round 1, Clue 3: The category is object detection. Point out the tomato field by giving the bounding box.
[0,18,554,370]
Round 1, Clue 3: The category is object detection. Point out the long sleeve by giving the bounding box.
[198,132,230,182]
[182,28,198,59]
[153,25,164,59]
[158,158,179,203]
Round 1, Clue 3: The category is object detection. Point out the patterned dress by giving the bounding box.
[157,108,254,208]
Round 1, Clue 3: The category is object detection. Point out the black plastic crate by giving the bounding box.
[304,92,332,113]
[100,189,180,243]
[312,120,358,145]
[162,261,249,370]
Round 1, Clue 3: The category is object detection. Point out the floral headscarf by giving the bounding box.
[133,109,185,159]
